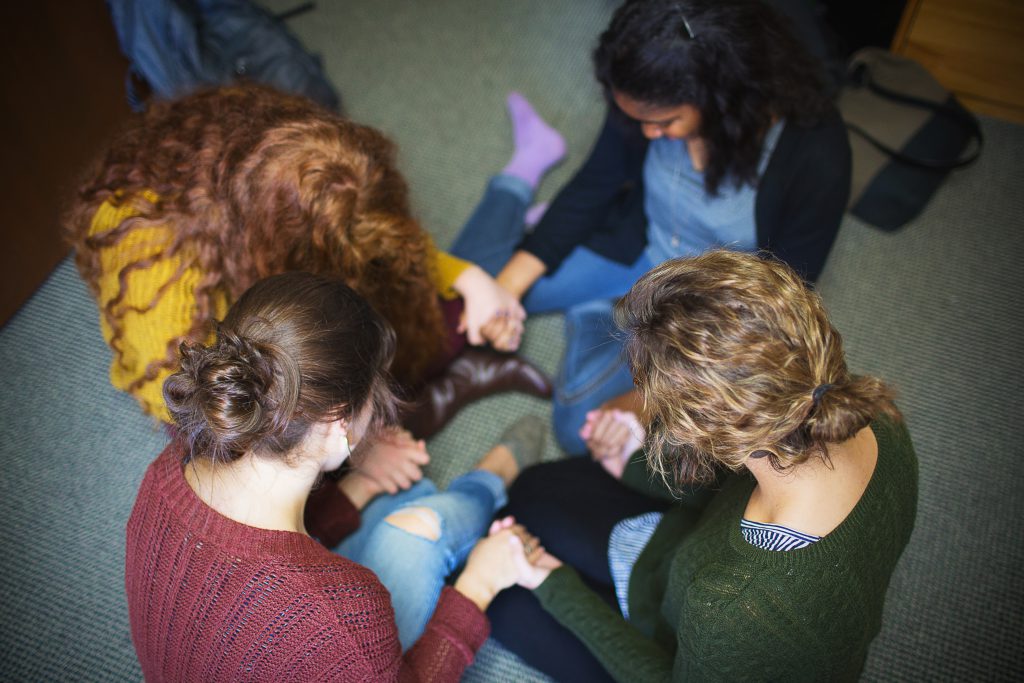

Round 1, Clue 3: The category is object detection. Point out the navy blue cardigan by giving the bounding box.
[520,106,851,283]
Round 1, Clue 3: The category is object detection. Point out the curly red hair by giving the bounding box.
[65,84,446,388]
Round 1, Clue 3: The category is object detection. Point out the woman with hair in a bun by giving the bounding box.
[460,0,851,454]
[489,251,918,682]
[126,271,547,680]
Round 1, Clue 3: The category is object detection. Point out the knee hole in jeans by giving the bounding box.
[384,507,442,541]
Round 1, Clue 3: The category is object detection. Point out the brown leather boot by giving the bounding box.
[402,348,553,439]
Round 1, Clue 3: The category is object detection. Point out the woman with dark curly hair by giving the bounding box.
[452,0,852,454]
[65,83,561,438]
[489,251,917,682]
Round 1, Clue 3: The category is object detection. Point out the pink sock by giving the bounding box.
[502,92,566,190]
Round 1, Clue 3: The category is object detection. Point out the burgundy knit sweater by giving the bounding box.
[125,443,489,681]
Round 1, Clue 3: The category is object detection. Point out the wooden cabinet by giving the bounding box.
[0,1,132,325]
[892,0,1024,123]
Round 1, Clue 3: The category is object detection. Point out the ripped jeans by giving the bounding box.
[333,470,506,650]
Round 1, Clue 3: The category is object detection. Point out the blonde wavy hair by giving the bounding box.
[616,250,900,486]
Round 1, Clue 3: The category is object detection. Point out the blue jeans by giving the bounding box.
[451,175,650,453]
[334,470,506,650]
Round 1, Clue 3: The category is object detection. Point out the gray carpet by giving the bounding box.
[0,0,1021,680]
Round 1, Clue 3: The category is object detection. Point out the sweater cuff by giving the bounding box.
[304,482,361,548]
[516,236,564,274]
[432,250,473,300]
[427,586,491,655]
[533,564,586,606]
[619,449,652,491]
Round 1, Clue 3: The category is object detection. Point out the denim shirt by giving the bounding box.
[643,120,785,266]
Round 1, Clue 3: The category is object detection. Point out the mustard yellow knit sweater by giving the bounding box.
[88,195,471,421]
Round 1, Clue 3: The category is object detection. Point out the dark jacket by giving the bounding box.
[520,106,851,283]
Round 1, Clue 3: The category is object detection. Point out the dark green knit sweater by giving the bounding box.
[533,417,918,682]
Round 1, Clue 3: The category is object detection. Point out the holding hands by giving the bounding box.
[348,427,430,495]
[454,264,526,352]
[455,516,563,611]
[455,409,647,610]
[455,516,540,610]
[479,313,524,354]
[485,516,562,590]
[580,409,646,479]
[456,408,647,608]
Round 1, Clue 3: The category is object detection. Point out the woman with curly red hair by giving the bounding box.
[65,83,560,435]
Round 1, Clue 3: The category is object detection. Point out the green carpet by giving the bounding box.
[0,1,1021,680]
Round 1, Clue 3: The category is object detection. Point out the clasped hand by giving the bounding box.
[457,516,563,610]
[347,427,430,496]
[580,408,645,479]
[454,265,526,352]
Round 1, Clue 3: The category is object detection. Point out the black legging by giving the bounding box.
[488,458,670,683]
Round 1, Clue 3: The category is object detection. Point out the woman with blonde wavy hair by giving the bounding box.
[489,250,918,682]
[65,83,560,440]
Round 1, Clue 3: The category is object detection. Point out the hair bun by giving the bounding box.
[805,375,896,446]
[165,328,298,462]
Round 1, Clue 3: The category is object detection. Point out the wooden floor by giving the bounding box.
[893,0,1024,123]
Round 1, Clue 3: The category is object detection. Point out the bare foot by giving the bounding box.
[476,415,546,486]
[475,445,519,486]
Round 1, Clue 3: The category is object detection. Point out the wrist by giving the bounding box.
[536,568,556,589]
[452,263,486,297]
[494,274,526,301]
[601,390,646,420]
[453,572,497,613]
[530,563,562,592]
[496,251,545,300]
[336,472,382,510]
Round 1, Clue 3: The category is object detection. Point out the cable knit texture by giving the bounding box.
[125,442,489,681]
[533,416,918,682]
[88,197,471,421]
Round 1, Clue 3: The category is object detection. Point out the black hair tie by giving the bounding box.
[811,383,835,406]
